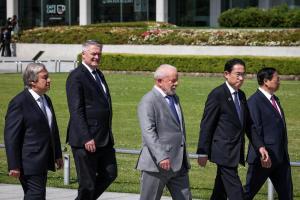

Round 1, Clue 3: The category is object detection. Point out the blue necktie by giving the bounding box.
[166,95,180,123]
[233,91,242,122]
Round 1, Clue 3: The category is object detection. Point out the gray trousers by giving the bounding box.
[139,167,192,200]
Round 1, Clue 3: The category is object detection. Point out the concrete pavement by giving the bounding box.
[0,183,173,200]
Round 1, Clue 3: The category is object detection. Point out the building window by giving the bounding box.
[169,0,210,26]
[0,0,6,26]
[19,0,78,29]
[91,0,155,23]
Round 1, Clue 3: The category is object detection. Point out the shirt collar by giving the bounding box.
[225,81,237,94]
[82,61,95,74]
[154,85,167,98]
[28,88,42,101]
[258,87,273,100]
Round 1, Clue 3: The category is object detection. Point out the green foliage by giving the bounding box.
[16,23,300,46]
[77,54,300,75]
[0,73,300,199]
[219,4,300,28]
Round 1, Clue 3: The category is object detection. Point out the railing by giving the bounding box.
[0,144,299,200]
[0,60,79,73]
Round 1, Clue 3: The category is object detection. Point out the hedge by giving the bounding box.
[77,54,300,75]
[219,4,300,28]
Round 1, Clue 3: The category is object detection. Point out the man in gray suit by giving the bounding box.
[136,64,192,200]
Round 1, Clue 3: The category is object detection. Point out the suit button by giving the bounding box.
[181,144,183,147]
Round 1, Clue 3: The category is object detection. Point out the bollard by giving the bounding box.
[73,60,78,69]
[20,62,23,73]
[64,154,70,185]
[16,61,19,72]
[267,178,274,200]
[58,60,61,72]
[54,60,58,72]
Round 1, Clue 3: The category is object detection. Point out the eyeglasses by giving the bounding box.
[231,72,246,78]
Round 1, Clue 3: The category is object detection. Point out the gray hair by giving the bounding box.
[23,63,46,89]
[82,40,102,52]
[154,64,177,80]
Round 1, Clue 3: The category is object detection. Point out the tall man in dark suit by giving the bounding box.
[136,64,192,200]
[244,67,293,200]
[196,58,271,200]
[4,63,63,200]
[66,40,117,200]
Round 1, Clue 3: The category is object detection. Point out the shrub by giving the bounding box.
[77,54,300,75]
[17,26,300,46]
[219,4,300,28]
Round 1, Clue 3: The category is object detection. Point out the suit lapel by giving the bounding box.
[24,89,49,125]
[222,84,242,127]
[152,88,181,127]
[80,65,110,104]
[257,90,283,120]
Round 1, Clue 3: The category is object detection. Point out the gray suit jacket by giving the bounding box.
[136,87,190,172]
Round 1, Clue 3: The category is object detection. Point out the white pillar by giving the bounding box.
[210,0,221,27]
[259,0,271,9]
[80,0,91,25]
[156,0,168,22]
[6,0,18,19]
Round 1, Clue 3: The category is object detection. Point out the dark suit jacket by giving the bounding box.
[246,90,289,165]
[4,89,62,175]
[66,64,114,147]
[197,83,263,167]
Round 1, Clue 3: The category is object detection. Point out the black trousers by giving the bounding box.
[244,161,293,200]
[72,146,118,200]
[19,173,48,200]
[210,165,244,200]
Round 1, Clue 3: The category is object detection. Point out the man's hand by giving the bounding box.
[9,169,20,178]
[197,156,208,167]
[259,147,272,168]
[159,159,171,171]
[56,158,64,169]
[85,139,96,152]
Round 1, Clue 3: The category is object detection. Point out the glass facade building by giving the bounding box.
[1,0,300,29]
[0,0,6,26]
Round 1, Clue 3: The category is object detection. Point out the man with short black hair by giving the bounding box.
[244,67,293,200]
[197,58,271,200]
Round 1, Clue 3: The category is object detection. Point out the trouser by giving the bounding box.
[19,173,48,200]
[210,165,244,200]
[72,146,118,200]
[244,161,293,200]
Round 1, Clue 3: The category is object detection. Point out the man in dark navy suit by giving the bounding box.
[196,58,271,200]
[244,67,293,200]
[66,40,117,200]
[4,63,63,200]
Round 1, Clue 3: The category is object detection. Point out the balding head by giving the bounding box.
[154,64,177,80]
[154,64,178,95]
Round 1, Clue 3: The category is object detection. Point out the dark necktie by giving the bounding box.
[92,70,107,98]
[38,96,53,130]
[166,95,180,123]
[39,96,49,121]
[233,91,242,122]
[271,96,281,115]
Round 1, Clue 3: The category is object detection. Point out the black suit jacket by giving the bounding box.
[66,64,114,147]
[197,83,263,167]
[4,89,62,175]
[246,90,289,165]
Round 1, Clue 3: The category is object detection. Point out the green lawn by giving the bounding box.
[0,73,299,200]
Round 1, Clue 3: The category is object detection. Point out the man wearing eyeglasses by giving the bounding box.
[196,58,271,200]
[66,40,117,200]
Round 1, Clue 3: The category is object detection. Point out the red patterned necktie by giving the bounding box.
[271,96,281,115]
